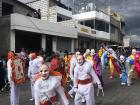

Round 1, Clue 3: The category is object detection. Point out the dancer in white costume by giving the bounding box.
[69,51,80,80]
[74,55,102,105]
[28,53,42,101]
[34,64,69,105]
[7,52,20,105]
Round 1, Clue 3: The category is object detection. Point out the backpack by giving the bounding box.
[11,58,25,84]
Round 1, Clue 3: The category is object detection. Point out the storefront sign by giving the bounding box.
[91,30,96,34]
[81,28,89,33]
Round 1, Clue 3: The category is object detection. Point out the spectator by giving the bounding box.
[0,59,6,93]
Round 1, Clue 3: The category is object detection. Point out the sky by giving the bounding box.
[19,0,140,35]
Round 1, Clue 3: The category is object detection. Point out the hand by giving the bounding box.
[70,76,74,81]
[40,99,47,104]
[73,87,78,93]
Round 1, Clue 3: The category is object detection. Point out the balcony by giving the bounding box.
[95,30,110,40]
[73,10,110,22]
[49,6,72,18]
[58,20,76,28]
[10,13,77,38]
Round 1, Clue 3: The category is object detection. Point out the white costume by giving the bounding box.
[28,58,42,100]
[69,56,77,81]
[34,76,69,105]
[7,59,20,105]
[74,61,101,105]
[19,51,27,61]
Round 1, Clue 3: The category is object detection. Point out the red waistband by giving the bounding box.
[78,77,92,85]
[40,95,57,105]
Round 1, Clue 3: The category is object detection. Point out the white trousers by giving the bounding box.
[30,79,35,99]
[10,81,20,105]
[74,83,95,105]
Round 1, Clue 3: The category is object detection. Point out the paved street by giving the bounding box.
[0,70,140,105]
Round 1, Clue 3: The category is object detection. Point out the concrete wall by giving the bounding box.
[0,16,10,56]
[110,17,120,28]
[110,17,123,44]
[58,20,75,28]
[48,6,57,23]
[27,0,49,21]
[3,0,35,16]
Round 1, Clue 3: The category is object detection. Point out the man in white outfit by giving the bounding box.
[7,52,20,105]
[68,51,81,98]
[69,51,80,81]
[34,64,69,105]
[28,53,42,101]
[74,55,102,105]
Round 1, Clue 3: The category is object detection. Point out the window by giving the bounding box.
[79,19,109,32]
[85,20,94,29]
[95,19,105,31]
[79,19,95,29]
[57,14,72,22]
[57,37,71,52]
[111,25,116,35]
[2,3,13,16]
[57,16,63,22]
[105,23,109,32]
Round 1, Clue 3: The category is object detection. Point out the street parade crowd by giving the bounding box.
[0,43,140,105]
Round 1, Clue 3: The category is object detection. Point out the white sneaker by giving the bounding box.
[121,83,126,86]
[127,83,131,86]
[81,96,86,103]
[29,98,34,101]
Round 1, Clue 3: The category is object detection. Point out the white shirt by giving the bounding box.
[28,58,42,79]
[69,56,77,80]
[7,59,12,82]
[34,76,69,105]
[74,61,101,87]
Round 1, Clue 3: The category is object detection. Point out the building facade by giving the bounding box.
[124,35,140,48]
[0,0,125,56]
[27,0,125,51]
[0,0,77,56]
[73,1,125,50]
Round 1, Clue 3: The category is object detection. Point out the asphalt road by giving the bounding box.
[0,69,140,105]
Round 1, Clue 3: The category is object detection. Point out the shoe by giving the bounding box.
[121,83,126,86]
[81,96,86,103]
[127,83,131,86]
[1,88,4,92]
[29,98,34,101]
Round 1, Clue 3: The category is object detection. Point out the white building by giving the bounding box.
[0,0,125,56]
[0,0,77,56]
[124,35,140,48]
[27,0,125,51]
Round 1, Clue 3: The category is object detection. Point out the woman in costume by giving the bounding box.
[108,48,122,78]
[91,49,104,86]
[34,64,69,105]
